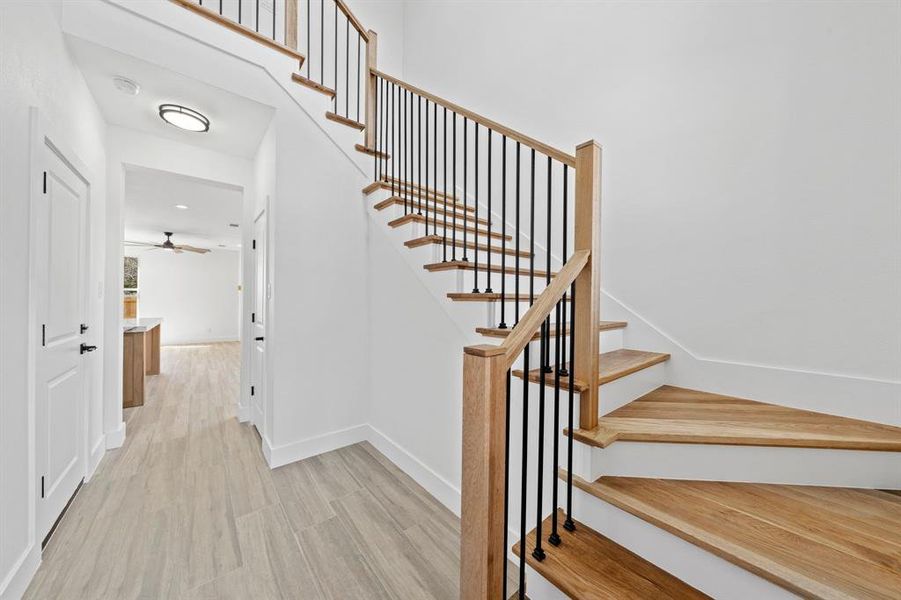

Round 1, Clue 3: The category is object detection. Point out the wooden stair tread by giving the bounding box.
[325,111,365,130]
[375,198,490,226]
[363,180,476,213]
[354,144,390,159]
[387,214,511,240]
[513,349,670,392]
[448,292,562,302]
[513,509,708,599]
[424,260,555,278]
[406,235,531,257]
[291,73,336,97]
[477,321,626,340]
[573,385,901,451]
[568,474,901,599]
[378,192,473,214]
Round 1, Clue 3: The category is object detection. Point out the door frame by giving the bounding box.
[248,202,269,434]
[27,108,95,547]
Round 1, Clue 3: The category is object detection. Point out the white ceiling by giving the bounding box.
[67,36,274,158]
[124,166,243,252]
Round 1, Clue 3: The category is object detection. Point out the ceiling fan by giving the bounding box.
[124,232,210,254]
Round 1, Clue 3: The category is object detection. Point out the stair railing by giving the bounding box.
[369,68,603,599]
[171,0,372,129]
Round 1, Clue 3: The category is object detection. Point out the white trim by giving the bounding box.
[264,424,369,468]
[367,425,462,516]
[87,435,106,480]
[105,421,126,449]
[0,544,41,600]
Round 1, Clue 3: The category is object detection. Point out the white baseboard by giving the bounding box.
[87,435,106,480]
[236,402,249,423]
[264,424,369,469]
[0,543,40,600]
[366,425,462,516]
[105,421,125,449]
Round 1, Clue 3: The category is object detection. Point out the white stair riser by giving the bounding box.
[569,485,799,600]
[583,441,901,489]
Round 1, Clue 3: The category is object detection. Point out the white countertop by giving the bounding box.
[123,317,162,333]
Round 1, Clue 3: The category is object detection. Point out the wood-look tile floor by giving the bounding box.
[25,343,466,599]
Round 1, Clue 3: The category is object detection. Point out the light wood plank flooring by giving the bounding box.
[25,342,468,599]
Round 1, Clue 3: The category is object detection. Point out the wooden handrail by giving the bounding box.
[169,0,305,63]
[371,69,577,168]
[464,250,589,372]
[335,0,370,41]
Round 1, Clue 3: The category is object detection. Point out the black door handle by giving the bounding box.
[80,344,97,354]
[255,336,264,341]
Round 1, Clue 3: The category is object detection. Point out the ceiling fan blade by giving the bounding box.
[176,245,210,254]
[172,248,183,254]
[123,240,156,247]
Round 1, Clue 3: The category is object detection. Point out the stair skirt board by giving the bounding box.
[566,484,798,600]
[579,442,901,489]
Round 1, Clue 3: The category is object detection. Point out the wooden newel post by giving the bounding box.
[460,345,508,600]
[364,29,378,149]
[574,140,602,430]
[285,0,298,50]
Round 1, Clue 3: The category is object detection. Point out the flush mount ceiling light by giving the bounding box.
[113,76,140,96]
[174,204,189,210]
[158,104,210,133]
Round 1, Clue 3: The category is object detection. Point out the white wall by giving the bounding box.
[124,247,241,345]
[401,0,901,386]
[0,2,108,597]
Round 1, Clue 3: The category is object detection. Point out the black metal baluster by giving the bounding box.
[392,83,396,198]
[503,369,512,600]
[533,319,547,562]
[433,99,437,245]
[255,0,259,31]
[472,123,479,292]
[463,117,468,262]
[239,0,242,26]
[549,296,562,547]
[219,0,223,15]
[320,0,323,83]
[333,0,337,106]
[499,135,507,327]
[443,106,448,262]
[559,167,569,376]
[356,35,361,122]
[403,89,407,213]
[518,342,530,599]
[514,142,521,325]
[543,158,553,374]
[345,18,349,117]
[419,96,424,217]
[373,77,379,181]
[272,0,276,41]
[530,149,536,304]
[306,0,310,77]
[486,129,493,294]
[452,113,457,261]
[564,281,576,533]
[425,99,430,235]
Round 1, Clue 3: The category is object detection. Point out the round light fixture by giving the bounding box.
[174,204,189,210]
[158,104,210,133]
[113,76,140,96]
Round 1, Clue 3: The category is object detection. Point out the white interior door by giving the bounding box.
[35,141,90,541]
[250,209,267,431]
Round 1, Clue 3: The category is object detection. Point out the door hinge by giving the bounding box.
[251,312,255,323]
[41,476,45,498]
[42,324,46,347]
[252,239,256,250]
[80,324,89,334]
[43,171,47,194]
[251,385,255,396]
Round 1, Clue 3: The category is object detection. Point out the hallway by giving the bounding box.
[25,343,462,599]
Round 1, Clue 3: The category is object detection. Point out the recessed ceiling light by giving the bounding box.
[113,76,140,96]
[158,104,210,133]
[174,204,189,210]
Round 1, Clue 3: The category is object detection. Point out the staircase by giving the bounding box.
[172,2,901,598]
